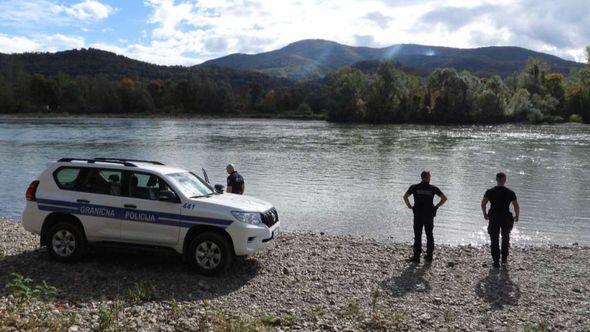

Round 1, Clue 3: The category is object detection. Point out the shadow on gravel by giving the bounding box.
[0,248,260,302]
[475,268,520,309]
[381,261,432,297]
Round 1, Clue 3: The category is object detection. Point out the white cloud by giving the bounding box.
[0,33,85,53]
[0,0,113,27]
[57,0,114,21]
[2,0,589,65]
[0,34,40,53]
[40,34,86,51]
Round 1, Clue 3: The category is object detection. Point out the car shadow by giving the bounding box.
[381,261,432,297]
[474,267,520,309]
[0,247,260,302]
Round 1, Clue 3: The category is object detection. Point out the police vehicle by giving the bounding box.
[22,158,279,275]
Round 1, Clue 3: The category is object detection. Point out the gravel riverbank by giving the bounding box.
[1,218,588,331]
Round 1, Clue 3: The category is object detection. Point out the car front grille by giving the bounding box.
[261,208,279,228]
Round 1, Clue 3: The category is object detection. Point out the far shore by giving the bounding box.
[2,113,589,127]
[1,218,588,331]
[0,111,328,121]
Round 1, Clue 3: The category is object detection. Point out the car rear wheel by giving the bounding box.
[46,222,86,262]
[187,232,233,275]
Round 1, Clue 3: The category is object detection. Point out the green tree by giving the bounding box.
[517,58,549,96]
[472,75,509,122]
[427,68,473,123]
[564,66,590,122]
[30,74,59,111]
[543,73,565,116]
[506,88,532,121]
[328,67,369,122]
[365,61,407,123]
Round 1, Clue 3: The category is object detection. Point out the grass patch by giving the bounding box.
[197,311,265,332]
[260,314,297,327]
[444,308,456,323]
[338,301,363,318]
[168,299,182,320]
[359,287,406,331]
[126,281,157,302]
[98,300,126,332]
[523,320,549,332]
[6,272,58,301]
[0,300,74,331]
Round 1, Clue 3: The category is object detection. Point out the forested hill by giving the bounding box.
[0,48,290,88]
[201,39,583,80]
[1,44,589,125]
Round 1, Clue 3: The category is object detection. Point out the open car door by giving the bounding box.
[202,168,210,184]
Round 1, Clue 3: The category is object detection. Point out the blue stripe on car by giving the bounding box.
[36,198,233,228]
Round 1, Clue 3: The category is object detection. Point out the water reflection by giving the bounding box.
[0,118,589,245]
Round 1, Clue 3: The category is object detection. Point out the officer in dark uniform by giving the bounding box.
[226,164,245,195]
[481,172,520,268]
[403,171,447,263]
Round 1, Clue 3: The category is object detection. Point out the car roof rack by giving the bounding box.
[57,158,166,167]
[57,158,138,167]
[93,158,165,165]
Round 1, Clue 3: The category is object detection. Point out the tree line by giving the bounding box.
[1,54,589,124]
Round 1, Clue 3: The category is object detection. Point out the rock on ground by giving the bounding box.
[0,218,588,331]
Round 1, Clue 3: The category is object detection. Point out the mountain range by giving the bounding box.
[0,48,289,89]
[201,39,583,80]
[0,39,583,83]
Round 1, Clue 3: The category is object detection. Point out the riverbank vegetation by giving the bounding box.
[1,50,589,124]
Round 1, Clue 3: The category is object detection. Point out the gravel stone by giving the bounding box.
[0,218,588,331]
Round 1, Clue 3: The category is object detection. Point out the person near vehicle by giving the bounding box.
[403,171,448,263]
[226,164,245,194]
[481,172,520,268]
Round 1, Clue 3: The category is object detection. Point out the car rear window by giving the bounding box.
[54,167,82,189]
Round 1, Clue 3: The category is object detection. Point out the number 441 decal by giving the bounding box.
[182,203,197,210]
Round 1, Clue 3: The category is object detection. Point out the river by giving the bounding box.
[1,117,589,245]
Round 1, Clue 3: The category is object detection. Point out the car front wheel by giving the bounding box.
[187,232,233,275]
[46,222,86,262]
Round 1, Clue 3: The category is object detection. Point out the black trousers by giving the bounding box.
[413,215,434,257]
[488,216,514,262]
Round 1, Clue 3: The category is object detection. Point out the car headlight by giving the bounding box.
[231,211,262,225]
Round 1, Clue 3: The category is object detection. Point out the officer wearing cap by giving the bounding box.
[226,164,245,195]
[403,171,447,263]
[481,172,520,268]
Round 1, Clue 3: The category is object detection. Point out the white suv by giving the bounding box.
[22,158,280,275]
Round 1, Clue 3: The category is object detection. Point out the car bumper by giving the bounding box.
[22,202,44,234]
[228,222,280,256]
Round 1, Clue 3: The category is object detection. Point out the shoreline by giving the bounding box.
[0,112,328,121]
[2,217,587,249]
[1,113,588,127]
[1,219,588,331]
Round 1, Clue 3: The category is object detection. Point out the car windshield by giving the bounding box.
[167,172,214,197]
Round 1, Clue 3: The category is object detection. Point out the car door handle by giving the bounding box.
[76,199,90,204]
[124,204,137,209]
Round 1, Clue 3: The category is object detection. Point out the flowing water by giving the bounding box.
[1,117,589,245]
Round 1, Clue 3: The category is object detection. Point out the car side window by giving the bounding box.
[127,172,175,201]
[54,167,82,190]
[78,168,123,196]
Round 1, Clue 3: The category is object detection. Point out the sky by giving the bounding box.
[0,0,589,66]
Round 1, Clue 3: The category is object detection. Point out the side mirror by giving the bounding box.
[158,190,177,202]
[214,184,225,194]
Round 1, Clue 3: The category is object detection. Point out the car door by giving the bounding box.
[118,171,181,245]
[49,166,123,242]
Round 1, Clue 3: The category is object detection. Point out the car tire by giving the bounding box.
[46,222,87,262]
[187,232,233,276]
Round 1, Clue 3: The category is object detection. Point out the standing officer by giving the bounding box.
[481,172,519,268]
[403,171,447,263]
[226,164,245,195]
